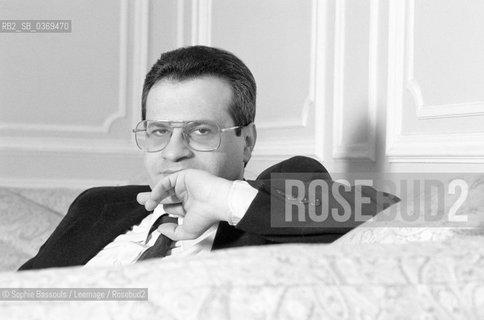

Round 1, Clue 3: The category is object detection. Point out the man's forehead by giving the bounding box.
[145,76,234,124]
[149,75,232,94]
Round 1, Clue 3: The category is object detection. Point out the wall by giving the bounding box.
[0,0,146,187]
[1,0,484,188]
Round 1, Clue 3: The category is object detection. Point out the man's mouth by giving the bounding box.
[160,169,184,175]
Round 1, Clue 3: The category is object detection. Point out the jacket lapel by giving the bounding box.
[33,201,151,268]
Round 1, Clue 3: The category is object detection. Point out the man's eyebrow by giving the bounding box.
[146,119,227,127]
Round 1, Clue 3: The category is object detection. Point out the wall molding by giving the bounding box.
[176,0,185,47]
[404,0,484,120]
[415,100,484,119]
[191,0,212,45]
[0,178,131,189]
[256,0,325,158]
[186,0,324,159]
[0,136,139,154]
[256,97,312,129]
[1,0,149,155]
[246,0,327,163]
[386,0,484,163]
[0,0,130,134]
[386,133,484,163]
[253,139,318,157]
[131,0,149,129]
[312,0,327,161]
[332,0,377,161]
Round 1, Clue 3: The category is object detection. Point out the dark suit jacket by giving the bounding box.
[19,156,398,270]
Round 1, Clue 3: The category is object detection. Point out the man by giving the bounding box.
[19,46,397,270]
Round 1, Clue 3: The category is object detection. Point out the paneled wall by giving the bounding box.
[1,0,483,188]
[385,0,484,164]
[0,0,148,187]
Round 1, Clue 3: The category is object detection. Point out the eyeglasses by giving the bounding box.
[133,120,246,152]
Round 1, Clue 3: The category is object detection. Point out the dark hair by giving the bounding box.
[142,46,256,130]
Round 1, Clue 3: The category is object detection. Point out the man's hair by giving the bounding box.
[142,46,256,129]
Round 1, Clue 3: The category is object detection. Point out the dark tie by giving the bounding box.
[137,214,178,261]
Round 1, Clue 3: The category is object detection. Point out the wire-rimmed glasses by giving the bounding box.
[133,120,245,152]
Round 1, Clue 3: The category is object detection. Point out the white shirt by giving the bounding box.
[85,180,258,267]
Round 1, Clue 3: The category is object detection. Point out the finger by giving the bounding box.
[144,199,160,212]
[146,173,181,211]
[159,194,182,205]
[162,203,186,217]
[158,223,197,241]
[142,190,178,211]
[144,186,174,211]
[136,192,151,205]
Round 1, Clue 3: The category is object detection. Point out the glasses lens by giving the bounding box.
[134,120,223,152]
[135,121,172,152]
[185,121,220,151]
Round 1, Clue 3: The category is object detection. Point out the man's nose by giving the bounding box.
[161,129,193,161]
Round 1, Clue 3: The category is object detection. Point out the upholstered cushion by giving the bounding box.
[0,187,81,272]
[0,237,483,318]
[336,174,484,244]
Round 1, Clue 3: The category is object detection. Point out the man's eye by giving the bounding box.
[149,129,170,136]
[191,127,213,135]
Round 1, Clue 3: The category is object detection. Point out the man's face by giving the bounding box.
[144,76,253,187]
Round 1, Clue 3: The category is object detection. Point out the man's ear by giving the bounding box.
[243,123,257,165]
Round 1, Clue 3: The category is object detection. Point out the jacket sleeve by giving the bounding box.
[235,156,400,243]
[17,189,91,271]
[18,185,151,271]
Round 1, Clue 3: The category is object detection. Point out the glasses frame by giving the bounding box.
[132,119,247,152]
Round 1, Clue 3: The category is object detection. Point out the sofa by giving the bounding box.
[0,177,483,319]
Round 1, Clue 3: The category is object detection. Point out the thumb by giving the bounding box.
[157,223,197,241]
[136,192,151,205]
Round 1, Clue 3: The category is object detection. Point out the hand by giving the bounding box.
[137,169,234,241]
